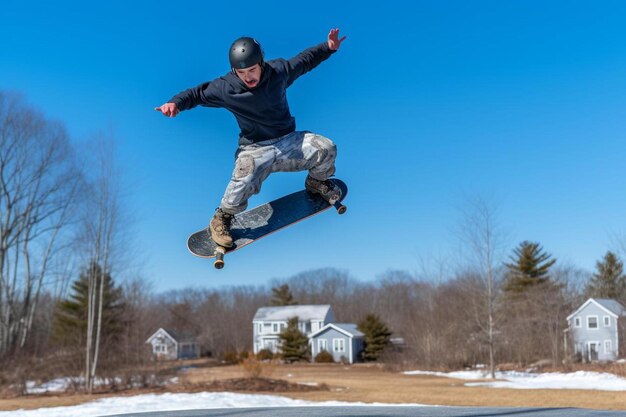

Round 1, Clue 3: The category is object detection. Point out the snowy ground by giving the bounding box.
[404,369,626,391]
[0,392,426,417]
[3,370,626,416]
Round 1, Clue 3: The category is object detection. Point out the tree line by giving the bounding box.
[0,91,130,393]
[1,91,626,393]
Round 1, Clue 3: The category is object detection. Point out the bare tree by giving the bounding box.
[78,134,130,393]
[0,92,82,356]
[455,195,508,378]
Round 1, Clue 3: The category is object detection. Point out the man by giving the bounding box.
[155,29,346,248]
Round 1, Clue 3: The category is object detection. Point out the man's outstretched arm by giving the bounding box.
[284,28,347,86]
[155,80,225,117]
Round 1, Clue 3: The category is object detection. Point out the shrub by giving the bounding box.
[314,350,334,363]
[222,351,240,364]
[241,358,263,378]
[257,349,274,361]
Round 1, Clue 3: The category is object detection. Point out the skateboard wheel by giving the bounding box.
[214,259,225,269]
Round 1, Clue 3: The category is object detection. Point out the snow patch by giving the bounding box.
[404,369,626,391]
[0,392,428,417]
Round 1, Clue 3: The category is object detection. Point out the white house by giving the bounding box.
[252,305,335,354]
[566,298,626,362]
[145,328,199,360]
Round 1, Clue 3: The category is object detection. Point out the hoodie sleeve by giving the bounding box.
[283,42,337,87]
[168,79,225,111]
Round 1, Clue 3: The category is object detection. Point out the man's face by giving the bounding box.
[235,64,262,89]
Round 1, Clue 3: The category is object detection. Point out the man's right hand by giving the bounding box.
[155,102,179,117]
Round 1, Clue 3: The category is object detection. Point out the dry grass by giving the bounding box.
[184,362,626,410]
[1,360,626,411]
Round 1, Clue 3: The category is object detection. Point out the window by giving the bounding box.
[156,344,167,353]
[574,317,581,327]
[604,340,612,354]
[280,323,286,331]
[258,324,262,334]
[603,316,611,327]
[587,316,598,329]
[333,338,345,353]
[318,339,328,352]
[273,323,278,333]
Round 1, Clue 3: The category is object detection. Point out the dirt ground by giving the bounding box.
[1,361,625,411]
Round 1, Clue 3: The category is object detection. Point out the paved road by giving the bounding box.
[106,406,626,416]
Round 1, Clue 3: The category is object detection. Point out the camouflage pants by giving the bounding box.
[220,131,337,214]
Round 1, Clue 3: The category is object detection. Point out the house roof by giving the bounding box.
[253,305,333,321]
[163,328,196,343]
[333,323,364,337]
[595,299,626,316]
[310,323,364,339]
[566,298,626,320]
[145,328,196,344]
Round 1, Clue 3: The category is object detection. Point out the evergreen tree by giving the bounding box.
[278,316,309,362]
[586,251,626,302]
[52,262,126,347]
[357,314,392,361]
[271,284,297,306]
[504,241,556,293]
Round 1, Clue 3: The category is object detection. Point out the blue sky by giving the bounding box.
[3,1,626,291]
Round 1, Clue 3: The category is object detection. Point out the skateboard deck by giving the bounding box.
[187,179,348,269]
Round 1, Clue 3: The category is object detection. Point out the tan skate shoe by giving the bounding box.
[209,208,234,248]
[305,175,342,204]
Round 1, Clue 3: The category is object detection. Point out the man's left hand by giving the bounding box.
[328,28,346,51]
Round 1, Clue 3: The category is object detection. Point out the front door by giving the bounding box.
[588,342,599,361]
[264,339,278,353]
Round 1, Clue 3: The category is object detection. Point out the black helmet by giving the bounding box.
[229,37,264,70]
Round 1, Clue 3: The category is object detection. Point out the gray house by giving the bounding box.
[566,298,626,362]
[252,305,335,354]
[309,323,364,364]
[145,328,199,360]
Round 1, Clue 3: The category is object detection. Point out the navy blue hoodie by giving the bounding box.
[168,42,336,145]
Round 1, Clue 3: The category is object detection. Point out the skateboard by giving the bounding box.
[187,179,348,269]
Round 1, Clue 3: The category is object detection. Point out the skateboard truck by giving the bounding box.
[331,198,347,215]
[214,246,226,269]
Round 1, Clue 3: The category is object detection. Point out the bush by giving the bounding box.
[240,358,264,378]
[222,351,240,364]
[314,350,334,363]
[240,357,275,379]
[257,349,274,361]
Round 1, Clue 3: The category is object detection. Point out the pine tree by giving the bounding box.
[357,314,392,361]
[271,284,297,306]
[52,262,125,347]
[586,251,626,302]
[504,241,556,293]
[278,316,309,362]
